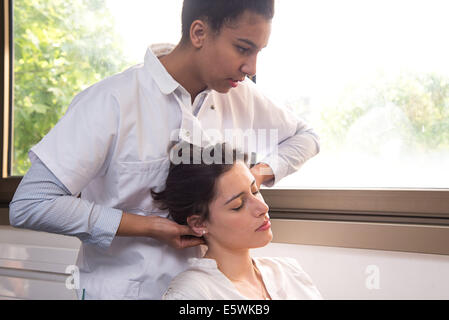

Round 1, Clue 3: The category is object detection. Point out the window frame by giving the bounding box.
[1,0,20,207]
[263,188,449,225]
[1,0,449,255]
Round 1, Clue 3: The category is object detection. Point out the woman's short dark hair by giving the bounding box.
[151,142,250,225]
[181,0,275,44]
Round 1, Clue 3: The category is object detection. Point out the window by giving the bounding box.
[2,0,449,253]
[256,0,449,237]
[9,0,449,189]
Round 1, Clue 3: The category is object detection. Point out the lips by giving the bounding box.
[256,219,271,232]
[228,79,238,88]
[228,78,245,88]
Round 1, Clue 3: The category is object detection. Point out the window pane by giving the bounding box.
[12,0,183,175]
[12,0,449,189]
[258,0,449,189]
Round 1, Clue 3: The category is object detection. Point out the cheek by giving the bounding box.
[209,213,250,241]
[212,214,245,234]
[208,46,240,74]
[209,213,272,249]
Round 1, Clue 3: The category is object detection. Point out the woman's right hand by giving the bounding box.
[117,212,205,249]
[146,215,206,249]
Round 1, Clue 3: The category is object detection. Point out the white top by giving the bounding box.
[162,257,323,300]
[29,43,320,299]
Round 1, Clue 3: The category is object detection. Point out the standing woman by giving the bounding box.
[9,0,320,299]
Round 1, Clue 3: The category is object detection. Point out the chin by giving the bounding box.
[252,231,273,249]
[209,81,231,94]
[213,86,231,94]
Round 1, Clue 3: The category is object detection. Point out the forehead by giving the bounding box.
[217,11,272,48]
[215,161,254,197]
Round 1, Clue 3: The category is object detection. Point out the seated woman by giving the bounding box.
[152,142,322,300]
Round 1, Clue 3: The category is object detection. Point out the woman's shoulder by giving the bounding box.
[162,268,213,300]
[254,257,318,287]
[254,256,304,271]
[254,256,323,299]
[162,258,223,300]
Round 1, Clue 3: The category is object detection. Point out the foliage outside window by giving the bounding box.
[13,0,129,175]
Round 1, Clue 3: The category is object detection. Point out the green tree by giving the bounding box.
[386,72,449,150]
[13,0,129,175]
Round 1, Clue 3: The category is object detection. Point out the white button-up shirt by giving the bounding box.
[28,44,320,299]
[162,257,323,300]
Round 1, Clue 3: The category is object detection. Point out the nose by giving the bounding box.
[252,194,269,217]
[240,54,257,78]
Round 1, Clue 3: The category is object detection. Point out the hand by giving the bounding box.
[147,216,206,249]
[117,213,205,249]
[250,163,274,189]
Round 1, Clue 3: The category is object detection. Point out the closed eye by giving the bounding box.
[232,190,260,211]
[236,45,251,54]
[232,202,244,211]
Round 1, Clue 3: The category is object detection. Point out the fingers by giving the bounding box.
[178,223,203,237]
[179,235,206,249]
[157,219,206,249]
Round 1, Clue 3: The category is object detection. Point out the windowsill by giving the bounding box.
[270,219,449,256]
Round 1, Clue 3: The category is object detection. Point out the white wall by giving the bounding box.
[252,242,449,300]
[1,226,448,300]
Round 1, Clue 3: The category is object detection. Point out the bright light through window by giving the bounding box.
[256,0,449,189]
[13,0,449,189]
[105,0,183,63]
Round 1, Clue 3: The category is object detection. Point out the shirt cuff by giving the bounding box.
[257,155,289,188]
[86,207,123,249]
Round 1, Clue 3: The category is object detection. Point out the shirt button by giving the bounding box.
[210,105,215,110]
[185,131,190,137]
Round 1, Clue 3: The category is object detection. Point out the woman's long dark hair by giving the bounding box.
[151,142,249,225]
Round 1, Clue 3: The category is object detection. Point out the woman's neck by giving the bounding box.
[204,245,271,300]
[204,246,257,283]
[158,44,207,104]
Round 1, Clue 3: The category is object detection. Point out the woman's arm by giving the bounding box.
[245,78,320,187]
[9,157,122,249]
[117,213,205,249]
[9,157,204,249]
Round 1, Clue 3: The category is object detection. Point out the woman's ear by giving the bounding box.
[187,215,208,235]
[190,20,208,49]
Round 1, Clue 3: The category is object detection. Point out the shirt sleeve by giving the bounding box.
[9,155,123,249]
[30,83,120,195]
[245,79,321,187]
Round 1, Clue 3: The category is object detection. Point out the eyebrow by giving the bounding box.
[224,180,257,206]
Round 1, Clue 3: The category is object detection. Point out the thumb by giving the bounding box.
[178,224,203,237]
[180,236,206,249]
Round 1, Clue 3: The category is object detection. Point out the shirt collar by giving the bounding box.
[145,43,213,98]
[144,43,180,95]
[188,258,219,270]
